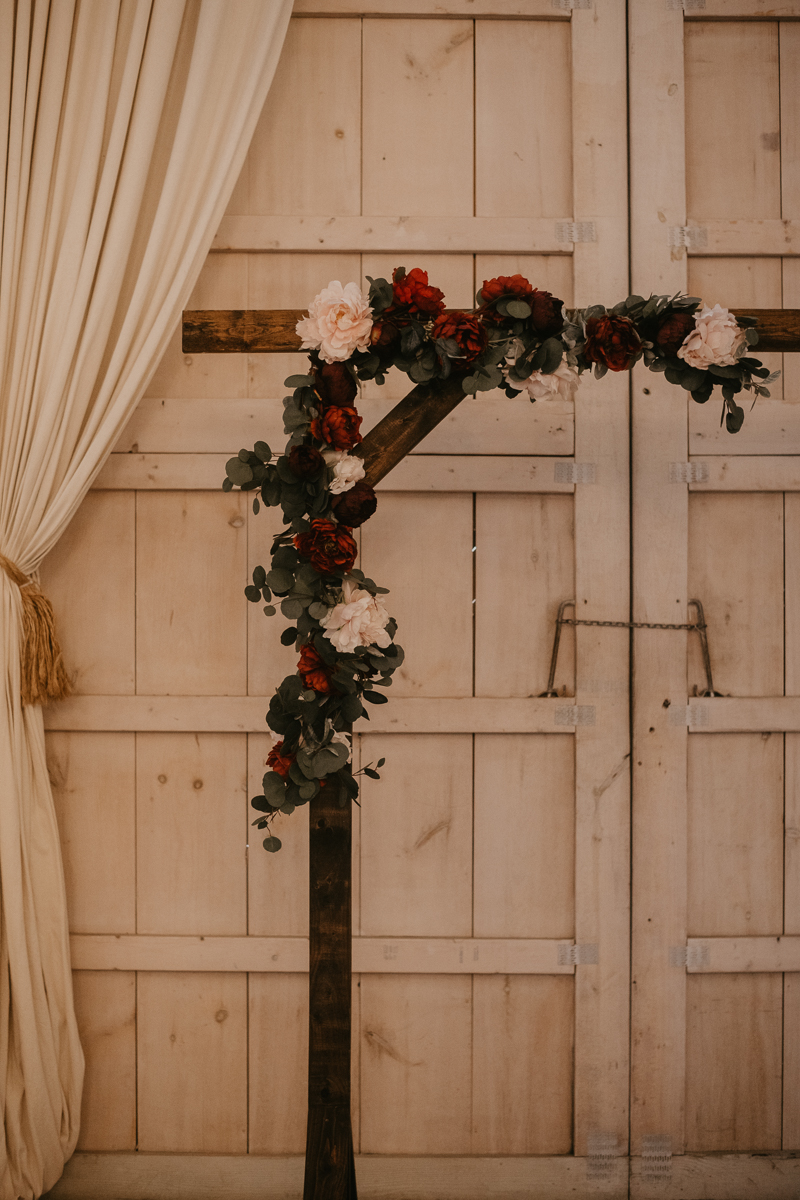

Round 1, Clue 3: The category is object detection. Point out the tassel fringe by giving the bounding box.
[0,554,72,706]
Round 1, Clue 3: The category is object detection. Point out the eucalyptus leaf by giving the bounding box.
[225,457,254,485]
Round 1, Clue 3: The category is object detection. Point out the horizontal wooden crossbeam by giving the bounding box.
[182,308,800,355]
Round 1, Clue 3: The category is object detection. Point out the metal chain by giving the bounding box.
[560,618,702,631]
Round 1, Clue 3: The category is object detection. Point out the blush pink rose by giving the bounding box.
[296,281,373,363]
[320,578,391,653]
[507,356,580,401]
[677,304,747,370]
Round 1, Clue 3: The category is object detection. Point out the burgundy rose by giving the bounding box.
[298,644,334,694]
[370,319,400,350]
[266,740,295,779]
[480,274,535,306]
[310,405,363,451]
[331,480,378,528]
[529,289,564,337]
[654,310,696,357]
[288,445,325,480]
[391,267,446,317]
[313,361,358,408]
[295,519,358,574]
[584,314,642,372]
[431,311,488,363]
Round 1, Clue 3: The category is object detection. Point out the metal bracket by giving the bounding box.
[670,461,709,483]
[555,461,597,484]
[668,225,708,250]
[541,599,722,698]
[669,943,710,968]
[554,704,596,727]
[556,220,597,243]
[552,0,592,10]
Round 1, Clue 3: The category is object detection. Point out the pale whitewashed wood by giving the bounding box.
[475,21,572,219]
[359,975,471,1153]
[362,20,473,217]
[687,734,783,937]
[685,23,781,221]
[687,256,782,392]
[248,974,308,1154]
[40,492,135,694]
[136,733,247,936]
[782,24,800,222]
[787,736,800,933]
[473,735,574,939]
[684,219,800,256]
[360,494,473,696]
[475,254,574,308]
[629,0,688,1156]
[68,935,573,974]
[631,1154,800,1200]
[247,735,308,936]
[685,974,783,1152]
[135,492,248,695]
[571,0,630,1158]
[786,499,800,696]
[687,698,800,732]
[146,253,248,400]
[293,0,561,13]
[475,495,574,698]
[247,507,307,701]
[94,452,576,492]
[43,694,577,733]
[359,734,472,937]
[685,939,800,974]
[137,972,248,1152]
[784,259,800,406]
[213,215,570,253]
[690,402,800,455]
[472,975,573,1155]
[115,396,575,455]
[689,0,800,14]
[688,494,783,695]
[241,18,361,217]
[689,457,800,491]
[784,974,800,1149]
[72,972,136,1151]
[46,733,136,934]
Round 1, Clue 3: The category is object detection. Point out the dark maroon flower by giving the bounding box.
[654,310,696,357]
[313,361,358,407]
[431,311,488,363]
[288,445,325,480]
[584,314,642,372]
[294,519,358,574]
[310,406,363,451]
[391,267,446,317]
[529,289,564,337]
[331,481,378,528]
[298,644,334,694]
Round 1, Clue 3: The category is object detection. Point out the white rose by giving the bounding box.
[296,281,373,364]
[329,453,366,495]
[506,355,580,402]
[329,730,352,762]
[320,577,392,654]
[677,304,747,370]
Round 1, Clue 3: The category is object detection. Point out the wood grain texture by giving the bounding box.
[785,499,800,697]
[781,23,800,223]
[685,938,800,974]
[785,735,800,936]
[685,974,783,1153]
[72,972,136,1151]
[249,974,308,1154]
[248,735,309,937]
[784,974,800,1150]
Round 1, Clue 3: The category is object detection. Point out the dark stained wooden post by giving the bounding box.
[304,777,356,1200]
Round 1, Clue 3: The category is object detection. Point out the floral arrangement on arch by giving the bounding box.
[223,267,777,851]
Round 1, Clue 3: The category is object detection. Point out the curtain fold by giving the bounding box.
[0,2,291,1195]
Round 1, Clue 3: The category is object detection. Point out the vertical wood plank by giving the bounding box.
[571,0,630,1158]
[247,734,309,937]
[785,734,800,935]
[359,975,471,1154]
[781,23,800,220]
[688,734,783,937]
[47,733,136,934]
[137,972,248,1152]
[475,495,574,699]
[783,974,800,1149]
[629,0,688,1157]
[249,973,308,1154]
[471,975,573,1155]
[685,974,783,1152]
[72,971,136,1151]
[475,20,572,219]
[784,259,800,409]
[136,733,247,936]
[359,734,472,938]
[473,734,573,939]
[359,494,473,698]
[247,504,307,701]
[136,492,247,696]
[362,19,473,217]
[40,492,135,694]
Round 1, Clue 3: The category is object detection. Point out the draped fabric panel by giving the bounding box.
[0,2,291,1195]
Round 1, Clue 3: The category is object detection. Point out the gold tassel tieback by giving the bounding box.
[0,554,72,706]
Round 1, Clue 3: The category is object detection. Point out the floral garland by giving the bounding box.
[224,267,776,852]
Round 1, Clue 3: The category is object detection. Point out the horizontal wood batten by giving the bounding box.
[69,936,573,975]
[92,453,574,492]
[689,456,800,491]
[691,222,800,259]
[685,1,800,17]
[209,215,572,257]
[292,0,564,16]
[43,695,576,734]
[686,697,800,732]
[686,937,800,974]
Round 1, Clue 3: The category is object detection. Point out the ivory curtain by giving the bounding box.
[0,2,291,1195]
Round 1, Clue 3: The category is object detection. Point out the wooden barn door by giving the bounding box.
[39,2,633,1196]
[630,3,800,1196]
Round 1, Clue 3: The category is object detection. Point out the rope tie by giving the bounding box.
[0,554,72,706]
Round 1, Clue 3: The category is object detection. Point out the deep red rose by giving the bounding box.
[654,310,696,357]
[529,289,565,337]
[298,644,334,694]
[431,311,488,363]
[313,361,358,408]
[391,267,446,317]
[331,480,378,528]
[584,314,642,372]
[310,405,363,450]
[288,445,325,480]
[480,274,535,305]
[370,319,400,349]
[266,740,295,779]
[295,519,358,574]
